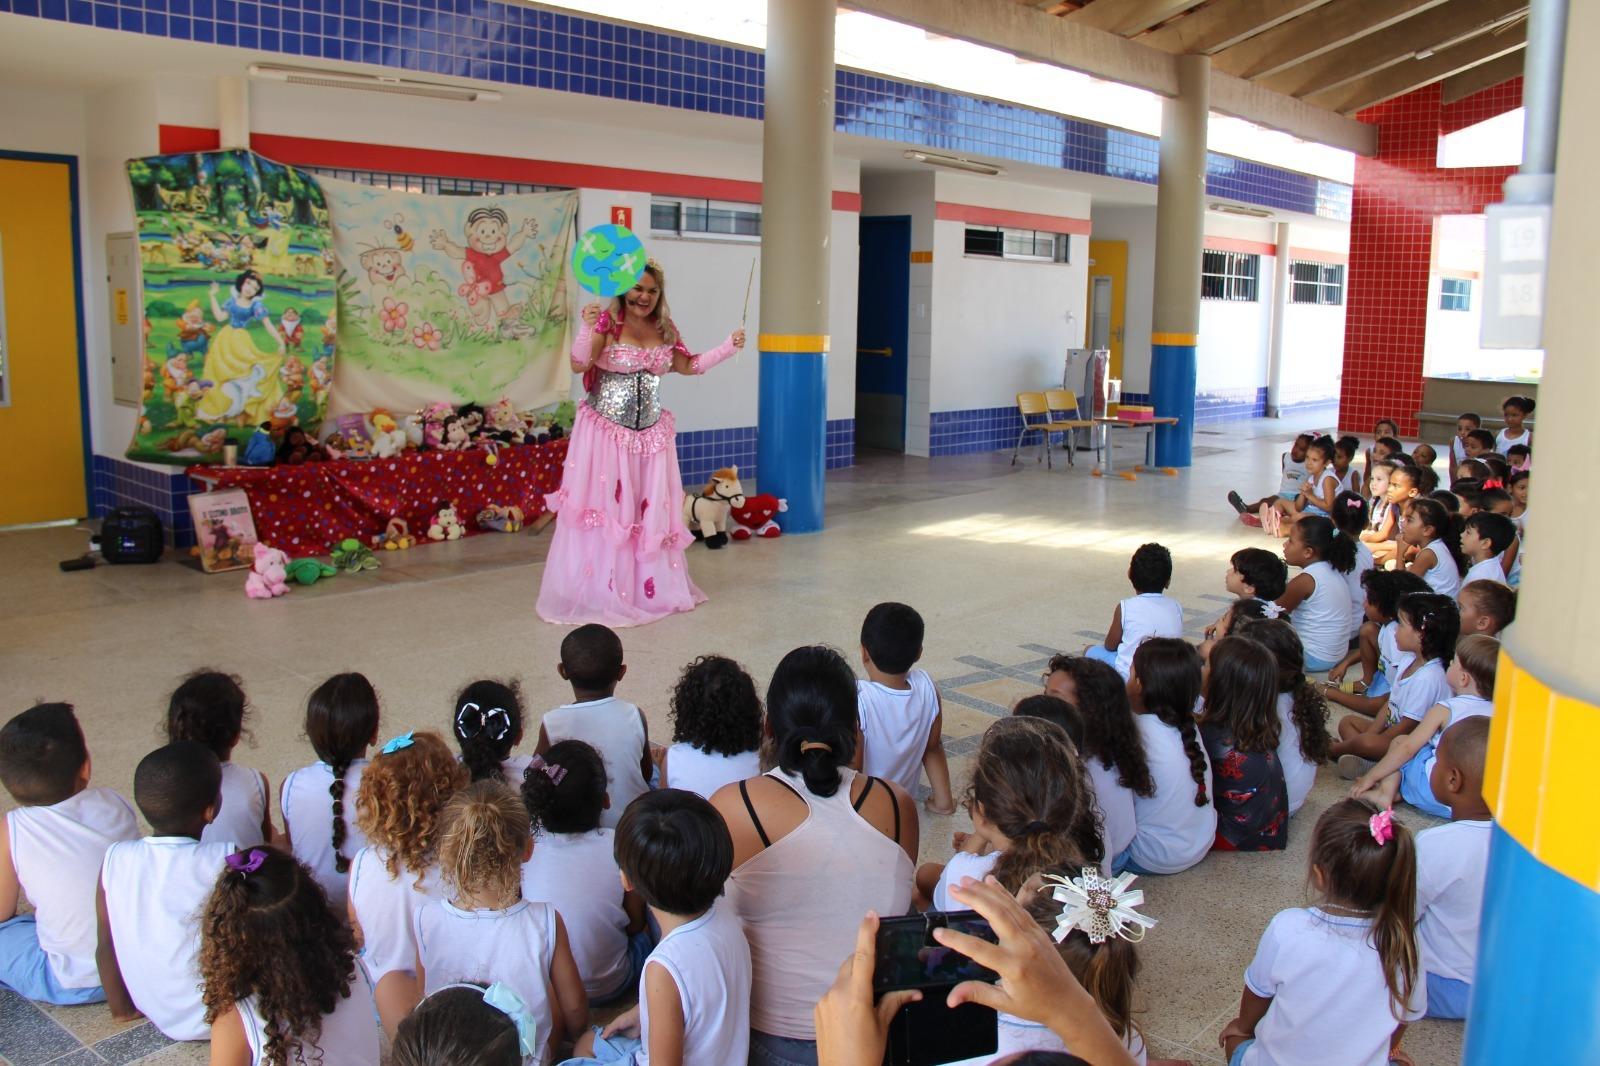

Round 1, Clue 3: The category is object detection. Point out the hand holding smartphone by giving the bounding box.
[873,910,999,1066]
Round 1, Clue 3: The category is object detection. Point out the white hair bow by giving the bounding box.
[1045,868,1157,945]
[1261,601,1284,620]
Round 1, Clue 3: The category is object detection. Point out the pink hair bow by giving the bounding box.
[1483,478,1504,490]
[1369,809,1394,846]
[528,754,567,786]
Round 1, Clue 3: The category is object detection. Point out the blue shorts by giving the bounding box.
[1400,755,1451,818]
[1110,843,1159,877]
[1304,651,1340,672]
[1426,971,1471,1019]
[560,1028,643,1065]
[1229,1038,1254,1066]
[0,914,106,1006]
[1084,644,1118,668]
[1367,668,1392,699]
[590,930,656,1008]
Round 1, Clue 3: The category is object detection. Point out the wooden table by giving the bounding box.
[1092,416,1181,478]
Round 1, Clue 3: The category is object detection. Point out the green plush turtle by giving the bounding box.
[284,558,338,586]
[331,537,380,573]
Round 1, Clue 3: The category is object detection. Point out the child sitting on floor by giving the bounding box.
[1448,412,1480,468]
[1260,436,1340,538]
[1458,580,1515,637]
[391,983,523,1066]
[1332,593,1458,772]
[521,739,651,1005]
[563,790,753,1065]
[1228,432,1312,525]
[1459,512,1516,591]
[1198,638,1288,853]
[96,741,233,1038]
[661,655,763,800]
[1331,492,1374,643]
[1232,619,1329,818]
[1324,571,1431,716]
[1401,498,1462,599]
[452,679,530,785]
[1224,548,1289,607]
[281,673,380,902]
[1275,516,1357,673]
[855,602,955,815]
[1370,462,1423,566]
[0,702,138,1006]
[166,670,274,847]
[1086,543,1184,681]
[539,625,651,830]
[1119,639,1215,876]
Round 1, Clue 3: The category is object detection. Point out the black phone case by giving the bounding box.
[885,996,997,1066]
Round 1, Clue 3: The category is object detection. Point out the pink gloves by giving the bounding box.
[686,337,740,375]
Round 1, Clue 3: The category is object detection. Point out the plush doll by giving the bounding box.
[371,517,415,550]
[243,543,291,599]
[369,410,409,458]
[437,415,472,452]
[729,493,787,540]
[417,402,454,450]
[285,558,338,585]
[457,403,487,441]
[682,466,746,550]
[476,505,524,533]
[428,502,465,541]
[483,397,529,445]
[331,538,380,572]
[275,426,325,464]
[243,423,278,466]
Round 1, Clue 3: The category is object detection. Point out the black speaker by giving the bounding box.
[99,506,165,564]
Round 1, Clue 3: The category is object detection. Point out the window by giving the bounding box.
[1440,277,1473,311]
[1201,250,1259,301]
[962,225,1071,263]
[651,197,761,239]
[300,167,566,196]
[1290,260,1344,305]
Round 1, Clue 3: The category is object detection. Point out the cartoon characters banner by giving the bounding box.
[126,150,338,463]
[320,176,577,424]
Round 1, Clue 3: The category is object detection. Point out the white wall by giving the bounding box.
[1196,288,1273,393]
[1280,303,1345,403]
[1087,204,1155,394]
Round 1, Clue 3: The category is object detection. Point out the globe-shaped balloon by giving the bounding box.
[572,223,648,297]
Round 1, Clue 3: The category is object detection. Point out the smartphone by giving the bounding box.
[873,910,999,996]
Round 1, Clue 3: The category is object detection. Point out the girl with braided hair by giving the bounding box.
[280,673,379,903]
[1116,638,1215,876]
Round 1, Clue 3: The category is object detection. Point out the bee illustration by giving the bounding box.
[384,213,414,252]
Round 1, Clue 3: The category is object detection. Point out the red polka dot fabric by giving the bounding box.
[191,440,568,554]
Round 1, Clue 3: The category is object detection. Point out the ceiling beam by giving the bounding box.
[1306,24,1528,115]
[1067,0,1201,37]
[842,0,1377,154]
[1440,48,1525,104]
[1140,0,1332,56]
[1212,0,1450,81]
[1256,0,1528,99]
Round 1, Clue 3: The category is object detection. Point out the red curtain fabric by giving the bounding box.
[192,439,567,553]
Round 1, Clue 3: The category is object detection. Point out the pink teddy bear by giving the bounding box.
[244,543,291,599]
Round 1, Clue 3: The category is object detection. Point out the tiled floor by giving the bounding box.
[0,408,1464,1065]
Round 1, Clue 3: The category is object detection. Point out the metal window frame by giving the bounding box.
[962,224,1071,263]
[650,196,762,242]
[1289,259,1345,306]
[1201,250,1260,302]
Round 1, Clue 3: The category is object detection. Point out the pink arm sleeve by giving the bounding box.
[571,319,600,372]
[685,337,739,375]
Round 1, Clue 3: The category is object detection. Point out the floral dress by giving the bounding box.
[1201,722,1289,851]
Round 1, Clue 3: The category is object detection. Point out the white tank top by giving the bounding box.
[520,829,629,998]
[1086,756,1138,872]
[6,788,139,989]
[727,768,914,1040]
[1290,561,1351,664]
[1115,594,1185,679]
[540,698,648,829]
[1495,427,1530,454]
[202,762,268,848]
[415,899,558,1065]
[101,836,236,1039]
[856,670,940,796]
[348,846,445,983]
[239,963,381,1066]
[663,743,761,801]
[281,760,370,905]
[1275,693,1316,816]
[638,900,752,1066]
[932,850,1000,912]
[1422,539,1461,598]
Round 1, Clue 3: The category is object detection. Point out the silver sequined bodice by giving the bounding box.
[588,369,663,431]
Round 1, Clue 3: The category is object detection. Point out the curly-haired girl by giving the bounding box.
[1233,618,1330,816]
[167,669,274,847]
[348,730,467,1036]
[200,846,380,1066]
[281,673,379,902]
[416,780,588,1065]
[520,739,650,1005]
[661,655,763,800]
[1120,638,1215,876]
[452,679,530,785]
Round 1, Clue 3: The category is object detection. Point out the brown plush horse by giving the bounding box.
[682,466,746,549]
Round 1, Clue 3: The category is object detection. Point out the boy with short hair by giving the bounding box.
[0,703,139,1004]
[96,741,235,1035]
[1226,547,1289,604]
[1464,429,1497,460]
[1459,512,1516,591]
[1458,580,1516,636]
[1086,543,1184,681]
[1449,413,1481,467]
[539,624,652,829]
[571,789,752,1064]
[856,602,955,815]
[1227,433,1313,526]
[1413,716,1493,1019]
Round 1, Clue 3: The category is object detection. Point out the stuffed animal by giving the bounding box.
[243,423,277,465]
[437,415,471,452]
[730,493,787,540]
[371,517,415,550]
[331,537,380,572]
[483,397,529,444]
[476,505,524,533]
[682,466,746,550]
[428,502,465,541]
[369,410,409,458]
[243,543,291,599]
[417,402,454,450]
[285,558,338,585]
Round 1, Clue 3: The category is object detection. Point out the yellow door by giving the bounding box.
[1087,239,1128,381]
[0,154,87,525]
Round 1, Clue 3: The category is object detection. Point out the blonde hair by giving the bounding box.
[1453,633,1500,697]
[612,261,679,346]
[355,731,467,889]
[437,780,529,907]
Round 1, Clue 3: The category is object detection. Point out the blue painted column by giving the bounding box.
[1149,54,1208,468]
[756,0,834,533]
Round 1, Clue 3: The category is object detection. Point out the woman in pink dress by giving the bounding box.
[537,260,743,626]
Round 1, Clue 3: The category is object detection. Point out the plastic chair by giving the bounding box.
[1043,389,1096,467]
[1012,392,1058,468]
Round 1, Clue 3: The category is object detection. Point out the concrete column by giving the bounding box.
[1149,54,1208,466]
[1264,221,1290,417]
[218,76,250,149]
[1466,2,1600,1060]
[756,0,834,533]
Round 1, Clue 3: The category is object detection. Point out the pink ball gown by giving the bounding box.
[536,320,737,626]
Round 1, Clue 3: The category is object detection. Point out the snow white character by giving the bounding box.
[197,270,286,425]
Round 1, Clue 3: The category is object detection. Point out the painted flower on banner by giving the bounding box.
[412,321,443,350]
[380,298,409,333]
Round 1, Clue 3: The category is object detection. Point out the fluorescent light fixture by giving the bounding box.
[903,150,1004,176]
[247,64,502,102]
[1209,202,1274,219]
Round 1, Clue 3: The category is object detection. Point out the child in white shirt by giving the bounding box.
[1222,798,1423,1066]
[1458,512,1515,592]
[1118,639,1216,876]
[1231,619,1330,817]
[520,739,650,1004]
[1086,543,1185,681]
[0,702,139,1005]
[565,789,753,1065]
[166,670,274,848]
[856,602,954,814]
[282,673,381,903]
[1448,412,1480,469]
[1332,592,1457,775]
[661,656,763,800]
[453,678,533,785]
[538,625,650,830]
[96,741,236,1038]
[1495,395,1534,453]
